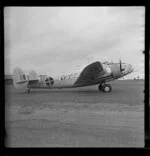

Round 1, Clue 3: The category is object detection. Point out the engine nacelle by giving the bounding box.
[109,64,121,78]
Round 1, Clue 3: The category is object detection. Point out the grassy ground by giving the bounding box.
[5,80,144,147]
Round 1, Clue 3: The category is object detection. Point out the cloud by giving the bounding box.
[4,7,145,77]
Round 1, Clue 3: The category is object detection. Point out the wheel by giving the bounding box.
[103,84,112,93]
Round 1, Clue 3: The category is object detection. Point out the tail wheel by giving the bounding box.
[103,84,112,93]
[27,87,30,93]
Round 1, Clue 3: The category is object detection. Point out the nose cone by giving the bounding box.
[122,64,133,74]
[128,64,133,72]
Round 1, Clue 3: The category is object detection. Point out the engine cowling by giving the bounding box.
[109,64,121,78]
[45,77,54,86]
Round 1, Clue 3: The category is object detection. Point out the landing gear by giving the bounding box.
[98,84,103,91]
[98,83,112,93]
[27,87,30,93]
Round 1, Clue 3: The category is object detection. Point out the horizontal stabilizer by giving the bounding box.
[16,80,28,84]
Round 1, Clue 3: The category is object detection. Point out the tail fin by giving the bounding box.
[12,67,28,88]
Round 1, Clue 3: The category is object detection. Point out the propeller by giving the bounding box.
[119,59,125,72]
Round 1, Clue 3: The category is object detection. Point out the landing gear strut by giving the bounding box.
[27,87,30,93]
[98,83,112,93]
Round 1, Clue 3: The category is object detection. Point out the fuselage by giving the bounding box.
[28,62,133,89]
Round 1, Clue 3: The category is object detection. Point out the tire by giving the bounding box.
[27,88,30,93]
[103,84,112,93]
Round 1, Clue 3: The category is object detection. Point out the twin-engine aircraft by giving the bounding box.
[13,61,133,93]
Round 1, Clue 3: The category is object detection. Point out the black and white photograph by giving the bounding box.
[4,6,145,147]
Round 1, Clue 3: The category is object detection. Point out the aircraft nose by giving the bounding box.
[121,64,133,74]
[127,64,133,72]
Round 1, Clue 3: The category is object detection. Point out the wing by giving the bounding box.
[74,61,110,87]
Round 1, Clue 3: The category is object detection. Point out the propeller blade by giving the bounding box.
[119,60,122,72]
[119,59,125,72]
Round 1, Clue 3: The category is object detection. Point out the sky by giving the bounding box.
[4,7,145,79]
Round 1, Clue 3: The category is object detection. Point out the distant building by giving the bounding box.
[5,75,13,84]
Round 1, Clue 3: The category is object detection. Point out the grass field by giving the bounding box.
[5,80,144,147]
